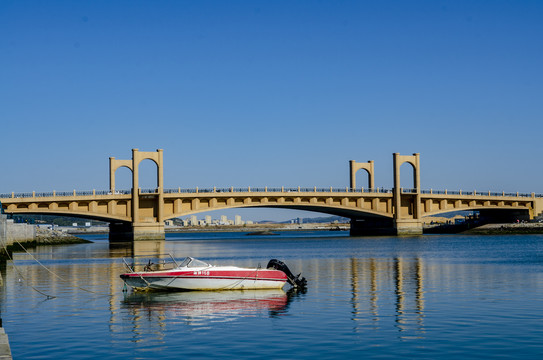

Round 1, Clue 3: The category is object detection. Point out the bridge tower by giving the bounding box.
[393,153,423,235]
[109,149,165,241]
[350,153,423,236]
[349,158,394,236]
[349,160,375,189]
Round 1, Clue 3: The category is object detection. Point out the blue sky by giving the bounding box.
[2,1,543,220]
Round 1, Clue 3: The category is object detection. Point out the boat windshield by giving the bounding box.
[178,257,211,268]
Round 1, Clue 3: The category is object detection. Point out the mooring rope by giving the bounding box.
[12,239,114,298]
[1,238,56,299]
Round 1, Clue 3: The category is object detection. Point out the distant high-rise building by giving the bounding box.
[234,215,242,225]
[190,215,198,226]
[205,215,212,225]
[220,215,228,225]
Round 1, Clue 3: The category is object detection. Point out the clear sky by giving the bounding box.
[1,1,542,221]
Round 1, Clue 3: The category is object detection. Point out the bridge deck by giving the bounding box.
[2,187,542,221]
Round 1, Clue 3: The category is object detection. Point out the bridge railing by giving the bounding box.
[164,188,195,194]
[420,189,543,198]
[162,187,394,194]
[140,188,158,194]
[170,188,542,197]
[11,192,35,198]
[0,189,133,199]
[2,188,543,199]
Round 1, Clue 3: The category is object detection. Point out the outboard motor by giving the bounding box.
[267,259,307,289]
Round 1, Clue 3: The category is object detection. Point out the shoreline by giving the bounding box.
[69,223,350,235]
[461,223,543,235]
[66,222,543,236]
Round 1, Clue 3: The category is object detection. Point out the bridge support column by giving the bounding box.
[350,218,395,236]
[393,219,423,236]
[109,222,134,242]
[109,149,166,242]
[392,153,423,236]
[109,222,165,242]
[132,223,165,241]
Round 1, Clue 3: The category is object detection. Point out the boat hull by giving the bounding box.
[120,268,287,291]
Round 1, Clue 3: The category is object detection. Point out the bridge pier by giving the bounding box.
[132,223,165,241]
[109,222,165,242]
[350,218,395,236]
[109,222,133,242]
[393,219,423,236]
[350,218,423,236]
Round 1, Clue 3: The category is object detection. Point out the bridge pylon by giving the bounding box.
[349,160,374,189]
[109,149,165,241]
[392,153,423,235]
[350,153,423,236]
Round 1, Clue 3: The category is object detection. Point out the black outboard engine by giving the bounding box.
[267,259,307,289]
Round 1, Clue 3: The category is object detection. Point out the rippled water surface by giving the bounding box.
[1,231,543,359]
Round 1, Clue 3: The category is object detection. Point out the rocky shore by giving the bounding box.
[462,223,543,235]
[35,227,91,245]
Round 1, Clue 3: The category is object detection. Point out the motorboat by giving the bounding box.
[120,255,306,292]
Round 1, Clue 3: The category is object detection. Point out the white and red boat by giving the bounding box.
[120,256,306,292]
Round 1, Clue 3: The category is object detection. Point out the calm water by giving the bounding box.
[1,231,543,359]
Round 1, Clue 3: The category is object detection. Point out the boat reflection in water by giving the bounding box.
[121,288,304,332]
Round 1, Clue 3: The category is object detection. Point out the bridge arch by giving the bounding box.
[109,149,164,193]
[424,205,530,221]
[132,148,163,191]
[163,202,394,222]
[4,208,131,223]
[138,158,161,189]
[109,159,132,193]
[393,153,420,192]
[349,160,375,189]
[399,161,416,189]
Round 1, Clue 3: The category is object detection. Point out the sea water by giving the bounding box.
[1,231,542,359]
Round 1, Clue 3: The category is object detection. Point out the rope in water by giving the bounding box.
[1,238,55,299]
[8,239,114,298]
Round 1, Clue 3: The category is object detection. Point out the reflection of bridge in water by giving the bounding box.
[349,257,425,337]
[2,149,542,241]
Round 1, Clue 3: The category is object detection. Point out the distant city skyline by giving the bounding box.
[2,1,543,223]
[178,208,321,223]
[176,208,335,223]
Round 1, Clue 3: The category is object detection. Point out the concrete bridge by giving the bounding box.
[1,149,542,241]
